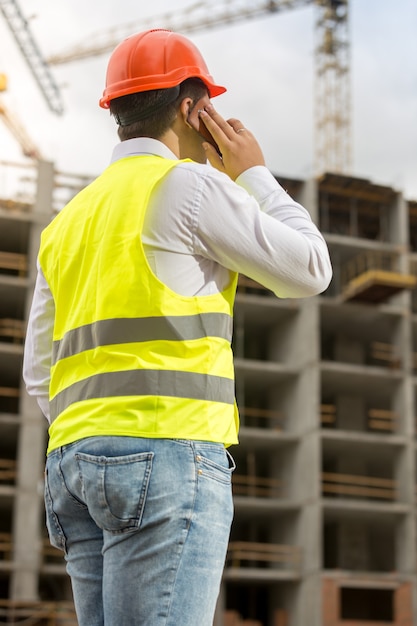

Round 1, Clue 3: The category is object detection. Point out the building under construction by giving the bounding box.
[0,158,417,626]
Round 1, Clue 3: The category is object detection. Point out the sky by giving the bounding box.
[0,0,416,201]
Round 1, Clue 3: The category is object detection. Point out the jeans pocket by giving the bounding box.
[75,451,154,533]
[195,444,236,485]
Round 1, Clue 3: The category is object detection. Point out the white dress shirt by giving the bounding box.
[23,137,332,420]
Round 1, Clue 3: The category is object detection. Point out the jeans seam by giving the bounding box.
[163,446,198,625]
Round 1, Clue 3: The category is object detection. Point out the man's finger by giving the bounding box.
[198,106,235,142]
[203,142,225,173]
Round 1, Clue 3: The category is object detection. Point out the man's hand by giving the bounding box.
[198,104,265,180]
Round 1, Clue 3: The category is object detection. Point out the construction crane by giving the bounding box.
[0,0,64,115]
[0,73,42,159]
[47,0,351,175]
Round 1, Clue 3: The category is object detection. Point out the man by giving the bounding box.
[23,29,332,626]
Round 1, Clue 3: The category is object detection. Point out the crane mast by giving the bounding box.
[315,0,350,174]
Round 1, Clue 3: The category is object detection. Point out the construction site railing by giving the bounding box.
[0,600,77,625]
[0,459,16,485]
[0,386,20,414]
[240,406,284,430]
[322,472,397,500]
[341,251,401,288]
[321,405,399,433]
[237,275,274,296]
[226,541,301,571]
[0,318,25,344]
[0,250,27,277]
[232,474,282,499]
[224,608,288,626]
[0,532,12,561]
[369,341,401,368]
[0,533,65,566]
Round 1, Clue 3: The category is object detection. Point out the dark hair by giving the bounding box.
[109,78,208,141]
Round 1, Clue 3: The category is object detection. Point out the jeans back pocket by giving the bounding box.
[75,451,154,533]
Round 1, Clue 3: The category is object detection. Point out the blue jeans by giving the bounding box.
[44,436,235,626]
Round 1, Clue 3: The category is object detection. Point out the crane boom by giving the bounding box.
[47,0,315,65]
[46,0,351,175]
[0,0,64,115]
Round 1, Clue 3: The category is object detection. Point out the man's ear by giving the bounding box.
[179,97,194,128]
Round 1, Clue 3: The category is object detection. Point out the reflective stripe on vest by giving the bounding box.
[52,313,233,364]
[50,369,235,419]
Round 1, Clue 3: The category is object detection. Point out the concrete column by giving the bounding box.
[10,160,54,601]
[10,395,46,600]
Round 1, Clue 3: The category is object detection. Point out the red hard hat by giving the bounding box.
[99,29,226,108]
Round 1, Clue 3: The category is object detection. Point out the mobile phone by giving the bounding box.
[187,101,222,156]
[196,115,222,156]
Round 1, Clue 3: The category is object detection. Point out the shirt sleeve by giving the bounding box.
[22,265,54,421]
[194,165,332,298]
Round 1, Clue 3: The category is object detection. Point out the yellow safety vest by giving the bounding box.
[39,155,239,454]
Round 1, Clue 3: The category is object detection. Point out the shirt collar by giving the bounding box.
[110,138,178,164]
